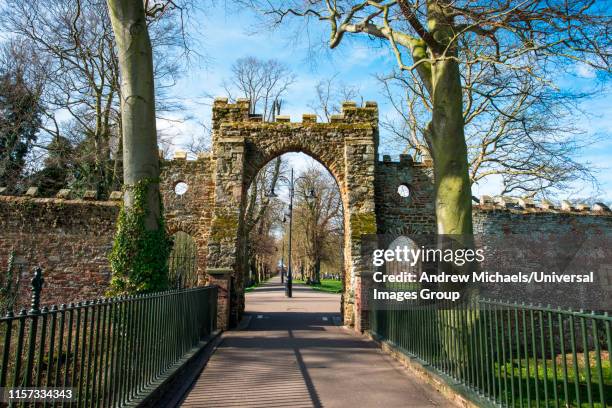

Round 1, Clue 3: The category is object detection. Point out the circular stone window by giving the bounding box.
[175,182,189,196]
[397,184,410,198]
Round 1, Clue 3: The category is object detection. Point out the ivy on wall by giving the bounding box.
[108,179,172,295]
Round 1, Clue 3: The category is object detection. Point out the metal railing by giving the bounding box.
[370,296,611,407]
[0,267,217,407]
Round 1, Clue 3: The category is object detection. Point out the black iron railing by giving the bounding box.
[370,296,611,407]
[0,267,217,407]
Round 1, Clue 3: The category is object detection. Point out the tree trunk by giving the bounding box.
[107,0,160,228]
[106,0,170,294]
[426,1,473,239]
[425,0,475,377]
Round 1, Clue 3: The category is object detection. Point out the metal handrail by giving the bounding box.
[0,267,217,407]
[370,295,611,407]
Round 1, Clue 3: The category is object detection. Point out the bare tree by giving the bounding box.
[379,61,600,197]
[215,56,296,285]
[0,39,45,191]
[292,165,343,284]
[222,56,295,121]
[308,74,362,122]
[240,0,610,237]
[0,0,196,196]
[243,157,286,285]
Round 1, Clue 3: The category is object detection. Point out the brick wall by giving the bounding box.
[0,196,119,309]
[474,205,612,235]
[160,156,216,285]
[375,155,436,235]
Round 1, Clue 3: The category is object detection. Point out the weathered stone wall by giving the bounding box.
[160,155,215,285]
[474,204,612,235]
[0,196,119,308]
[0,154,217,310]
[2,99,611,332]
[375,155,436,235]
[206,98,379,329]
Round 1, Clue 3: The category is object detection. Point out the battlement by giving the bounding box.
[159,149,213,163]
[212,98,378,127]
[474,195,611,216]
[377,153,433,168]
[0,187,122,203]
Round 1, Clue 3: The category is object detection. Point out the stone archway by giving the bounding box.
[206,98,379,330]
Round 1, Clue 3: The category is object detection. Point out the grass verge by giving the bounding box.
[294,278,342,294]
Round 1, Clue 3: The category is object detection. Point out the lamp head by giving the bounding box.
[307,188,316,200]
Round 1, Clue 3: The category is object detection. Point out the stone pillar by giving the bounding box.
[342,104,378,332]
[206,134,247,328]
[207,268,232,330]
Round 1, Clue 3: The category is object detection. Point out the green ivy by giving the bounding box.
[108,179,172,295]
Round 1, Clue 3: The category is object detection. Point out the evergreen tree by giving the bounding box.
[0,69,42,190]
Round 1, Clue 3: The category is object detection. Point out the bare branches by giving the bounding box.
[379,47,602,197]
[0,0,199,195]
[222,56,295,121]
[308,74,362,122]
[397,0,440,54]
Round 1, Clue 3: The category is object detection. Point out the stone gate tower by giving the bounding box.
[205,98,379,330]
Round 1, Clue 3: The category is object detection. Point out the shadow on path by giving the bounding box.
[179,275,452,408]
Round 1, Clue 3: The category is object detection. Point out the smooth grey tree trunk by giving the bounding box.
[107,0,161,230]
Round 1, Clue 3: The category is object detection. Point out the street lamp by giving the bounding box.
[266,168,316,297]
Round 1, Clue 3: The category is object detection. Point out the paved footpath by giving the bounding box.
[179,276,454,408]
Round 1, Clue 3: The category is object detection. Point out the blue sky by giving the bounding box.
[158,4,612,203]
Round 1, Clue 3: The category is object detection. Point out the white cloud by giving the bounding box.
[575,63,596,78]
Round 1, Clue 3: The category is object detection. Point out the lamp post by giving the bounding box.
[280,236,285,283]
[267,168,316,298]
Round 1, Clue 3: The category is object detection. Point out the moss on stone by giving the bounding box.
[350,212,377,239]
[210,210,239,241]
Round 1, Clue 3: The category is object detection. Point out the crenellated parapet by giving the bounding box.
[378,153,433,169]
[212,98,378,127]
[475,195,611,216]
[211,97,251,131]
[0,187,123,203]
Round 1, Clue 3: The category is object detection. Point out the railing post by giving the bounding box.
[29,266,44,315]
[24,267,44,387]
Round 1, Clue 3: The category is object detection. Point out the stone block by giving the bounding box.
[330,114,344,123]
[399,154,413,165]
[480,195,494,206]
[302,114,317,123]
[214,96,229,104]
[25,187,38,197]
[495,196,516,208]
[275,115,290,122]
[173,150,187,160]
[517,197,535,208]
[561,200,573,211]
[109,191,123,201]
[82,190,97,200]
[593,202,611,212]
[575,203,590,212]
[56,189,72,199]
[540,199,555,210]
